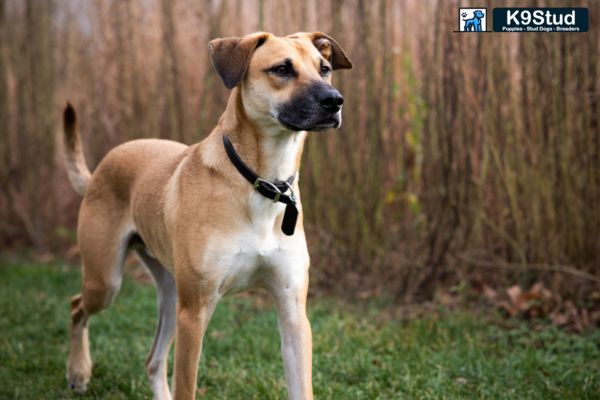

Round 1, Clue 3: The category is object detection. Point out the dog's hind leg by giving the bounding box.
[67,206,132,393]
[136,247,177,400]
[67,293,92,393]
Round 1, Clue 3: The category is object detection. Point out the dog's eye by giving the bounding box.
[320,62,331,76]
[266,59,297,78]
[272,64,292,77]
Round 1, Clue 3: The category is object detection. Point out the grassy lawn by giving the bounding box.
[0,261,598,399]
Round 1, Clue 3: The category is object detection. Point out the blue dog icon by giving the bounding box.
[463,10,485,31]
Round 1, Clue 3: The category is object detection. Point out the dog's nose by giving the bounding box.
[317,88,344,113]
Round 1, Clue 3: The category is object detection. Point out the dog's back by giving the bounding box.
[84,139,188,202]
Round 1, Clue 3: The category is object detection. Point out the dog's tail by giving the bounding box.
[62,103,91,196]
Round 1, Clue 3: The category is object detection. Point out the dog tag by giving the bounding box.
[281,204,299,236]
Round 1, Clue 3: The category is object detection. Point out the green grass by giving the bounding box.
[0,261,598,400]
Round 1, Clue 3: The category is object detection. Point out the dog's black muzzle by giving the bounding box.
[277,81,344,131]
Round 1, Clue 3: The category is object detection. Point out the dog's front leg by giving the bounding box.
[172,299,215,400]
[273,278,313,400]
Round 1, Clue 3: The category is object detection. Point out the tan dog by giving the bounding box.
[63,31,351,400]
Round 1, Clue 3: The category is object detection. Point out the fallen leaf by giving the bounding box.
[455,377,468,385]
[482,285,497,301]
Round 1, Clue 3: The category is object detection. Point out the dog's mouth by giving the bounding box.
[278,113,341,132]
[308,115,341,131]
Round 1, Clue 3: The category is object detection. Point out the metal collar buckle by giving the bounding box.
[253,178,283,203]
[283,180,296,204]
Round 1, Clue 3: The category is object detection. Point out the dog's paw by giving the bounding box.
[67,359,92,394]
[67,375,89,394]
[462,12,467,18]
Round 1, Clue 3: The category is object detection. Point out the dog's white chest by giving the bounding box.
[230,231,279,286]
[203,222,308,296]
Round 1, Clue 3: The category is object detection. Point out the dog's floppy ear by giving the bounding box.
[208,32,270,89]
[309,32,352,70]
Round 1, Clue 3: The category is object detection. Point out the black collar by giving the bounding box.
[223,134,299,236]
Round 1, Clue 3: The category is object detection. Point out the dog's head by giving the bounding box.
[473,10,484,18]
[208,32,352,132]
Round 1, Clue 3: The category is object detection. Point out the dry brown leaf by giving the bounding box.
[130,266,153,285]
[550,311,569,326]
[197,386,208,396]
[482,285,497,301]
[455,377,468,385]
[486,281,597,330]
[210,330,226,339]
[506,285,522,304]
